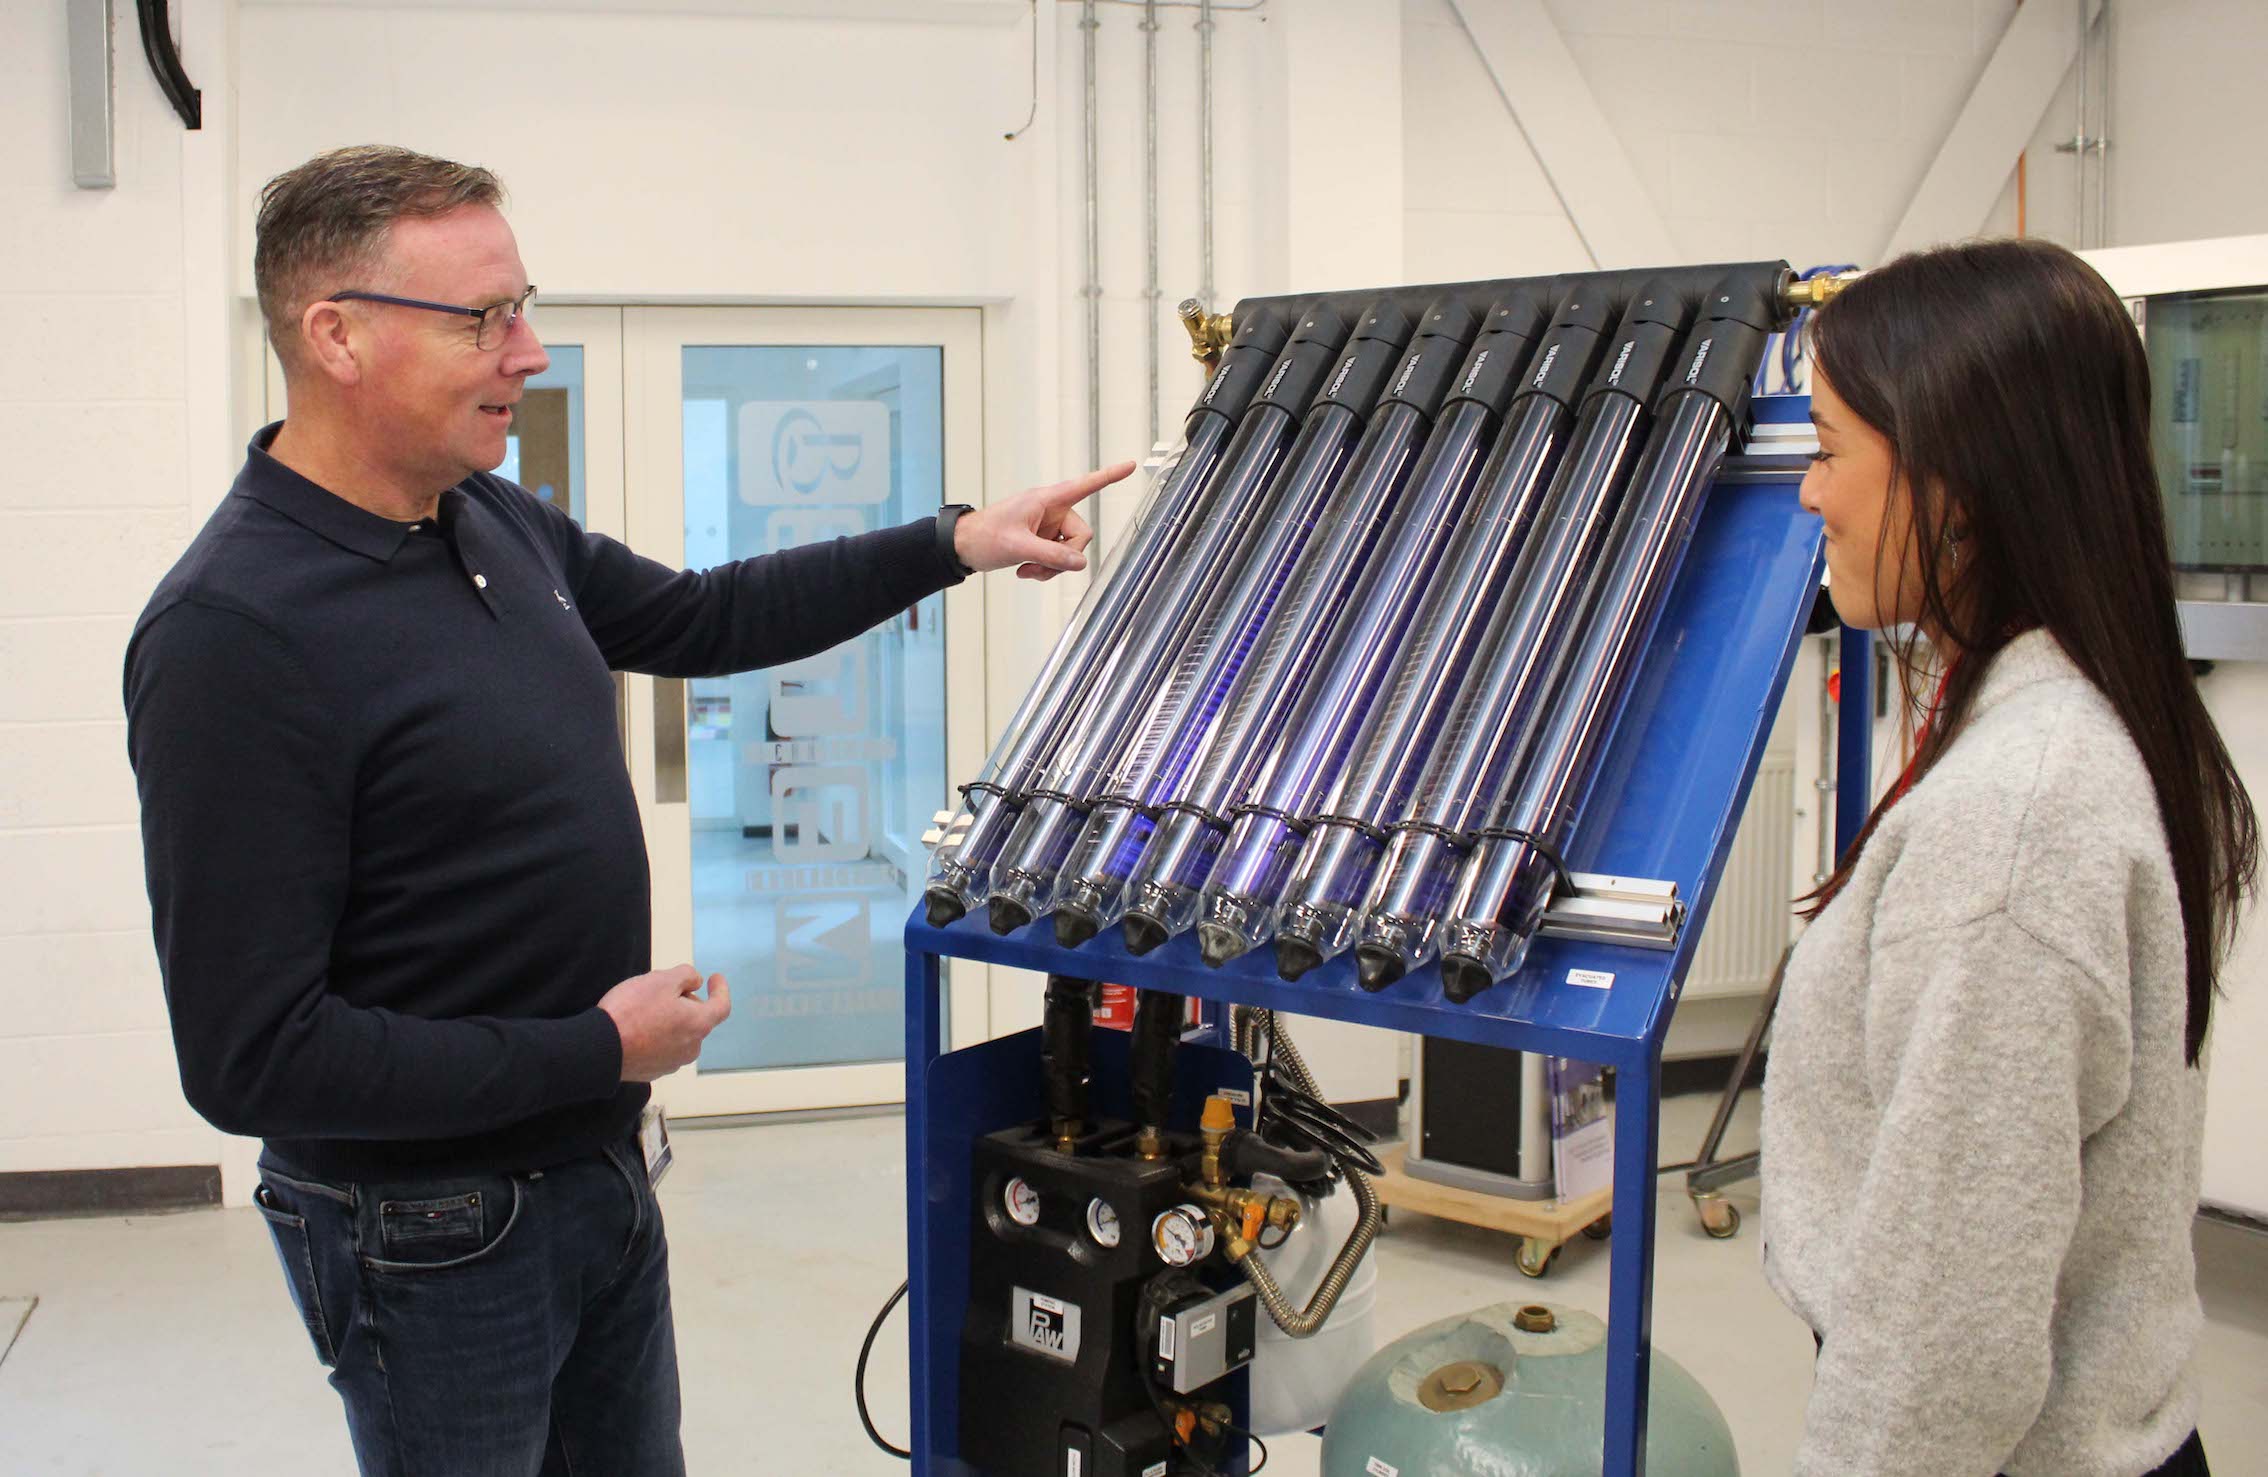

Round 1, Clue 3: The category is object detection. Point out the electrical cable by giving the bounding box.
[855,1280,913,1461]
[1003,0,1040,141]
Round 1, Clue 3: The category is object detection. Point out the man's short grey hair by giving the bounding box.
[254,145,504,363]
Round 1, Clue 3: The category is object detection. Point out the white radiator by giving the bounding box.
[1681,753,1796,1001]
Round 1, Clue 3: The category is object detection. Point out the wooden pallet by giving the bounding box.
[1371,1145,1613,1274]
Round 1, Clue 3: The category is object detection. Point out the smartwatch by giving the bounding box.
[936,503,977,577]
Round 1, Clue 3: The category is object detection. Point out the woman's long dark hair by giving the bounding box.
[1802,237,2255,1065]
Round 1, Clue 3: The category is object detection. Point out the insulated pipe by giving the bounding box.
[1436,274,1781,1000]
[922,308,1295,926]
[1102,297,1545,963]
[1352,281,1698,992]
[1042,302,1425,947]
[1111,301,1484,954]
[985,306,1367,936]
[1130,988,1184,1159]
[1041,974,1097,1152]
[1267,289,1618,982]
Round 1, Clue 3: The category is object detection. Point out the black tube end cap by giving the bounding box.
[923,890,967,929]
[1054,910,1099,949]
[1196,924,1245,970]
[1416,297,1480,346]
[1123,913,1170,956]
[1352,297,1414,346]
[1275,938,1322,982]
[1354,947,1405,993]
[987,898,1032,936]
[1441,956,1495,1004]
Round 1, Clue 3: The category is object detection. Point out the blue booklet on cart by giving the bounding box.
[1550,1056,1614,1201]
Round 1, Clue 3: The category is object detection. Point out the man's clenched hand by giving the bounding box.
[598,964,731,1082]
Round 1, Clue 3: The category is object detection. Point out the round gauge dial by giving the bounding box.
[1150,1204,1216,1267]
[1003,1176,1042,1227]
[1086,1198,1122,1248]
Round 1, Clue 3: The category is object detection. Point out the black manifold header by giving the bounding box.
[1230,262,1792,347]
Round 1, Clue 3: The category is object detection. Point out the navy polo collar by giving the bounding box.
[234,422,464,564]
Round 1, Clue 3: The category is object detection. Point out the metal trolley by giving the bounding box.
[899,395,1873,1477]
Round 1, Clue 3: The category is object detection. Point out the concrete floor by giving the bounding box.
[2,1093,2263,1475]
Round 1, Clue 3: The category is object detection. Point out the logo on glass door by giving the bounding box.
[739,402,893,506]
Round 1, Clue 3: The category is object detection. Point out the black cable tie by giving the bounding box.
[1468,825,1577,898]
[1083,789,1162,822]
[1306,811,1390,845]
[957,779,1011,803]
[1385,816,1475,850]
[1155,798,1232,832]
[1228,801,1311,837]
[1022,786,1083,808]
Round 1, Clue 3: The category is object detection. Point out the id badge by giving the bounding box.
[637,1102,673,1189]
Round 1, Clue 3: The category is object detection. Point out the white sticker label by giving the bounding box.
[1158,1315,1175,1359]
[1065,1453,1081,1477]
[1191,1313,1217,1338]
[1566,968,1615,990]
[1144,1464,1169,1477]
[1216,1088,1252,1107]
[1366,1458,1401,1477]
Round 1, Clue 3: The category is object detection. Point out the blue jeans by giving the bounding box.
[253,1131,684,1477]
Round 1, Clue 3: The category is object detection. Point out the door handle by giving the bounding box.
[654,677,688,804]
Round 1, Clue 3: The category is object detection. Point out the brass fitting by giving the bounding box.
[1052,1117,1080,1156]
[1188,1182,1301,1258]
[1178,297,1233,367]
[1135,1125,1167,1162]
[1781,270,1862,312]
[1198,1094,1237,1187]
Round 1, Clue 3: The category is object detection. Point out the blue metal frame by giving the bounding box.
[902,395,1871,1476]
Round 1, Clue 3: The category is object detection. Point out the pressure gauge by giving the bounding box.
[1150,1204,1216,1267]
[1086,1198,1122,1249]
[1003,1177,1042,1228]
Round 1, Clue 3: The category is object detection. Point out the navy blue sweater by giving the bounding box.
[125,427,963,1180]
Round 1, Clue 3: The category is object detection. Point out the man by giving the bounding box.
[125,144,1125,1476]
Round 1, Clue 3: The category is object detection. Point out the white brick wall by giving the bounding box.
[0,4,213,1174]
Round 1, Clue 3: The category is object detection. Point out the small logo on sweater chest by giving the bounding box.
[553,589,572,611]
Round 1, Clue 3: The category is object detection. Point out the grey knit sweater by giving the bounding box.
[1760,630,2208,1477]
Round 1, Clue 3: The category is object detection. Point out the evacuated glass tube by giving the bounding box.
[1439,393,1733,997]
[1350,282,1697,991]
[1264,288,1626,982]
[1042,302,1427,947]
[1436,277,1779,998]
[983,304,1406,936]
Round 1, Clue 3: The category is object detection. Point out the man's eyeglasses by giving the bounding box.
[326,284,537,351]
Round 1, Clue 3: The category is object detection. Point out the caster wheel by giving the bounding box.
[1694,1195,1742,1240]
[1581,1214,1611,1241]
[1515,1237,1558,1278]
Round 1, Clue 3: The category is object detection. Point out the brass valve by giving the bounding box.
[1199,1094,1237,1187]
[1781,270,1862,312]
[1189,1182,1301,1258]
[1178,298,1234,367]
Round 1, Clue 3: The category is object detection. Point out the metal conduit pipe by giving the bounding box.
[1198,0,1215,310]
[1232,1009,1381,1338]
[1082,0,1102,470]
[1143,0,1162,450]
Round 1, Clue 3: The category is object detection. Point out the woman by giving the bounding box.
[1758,237,2253,1477]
